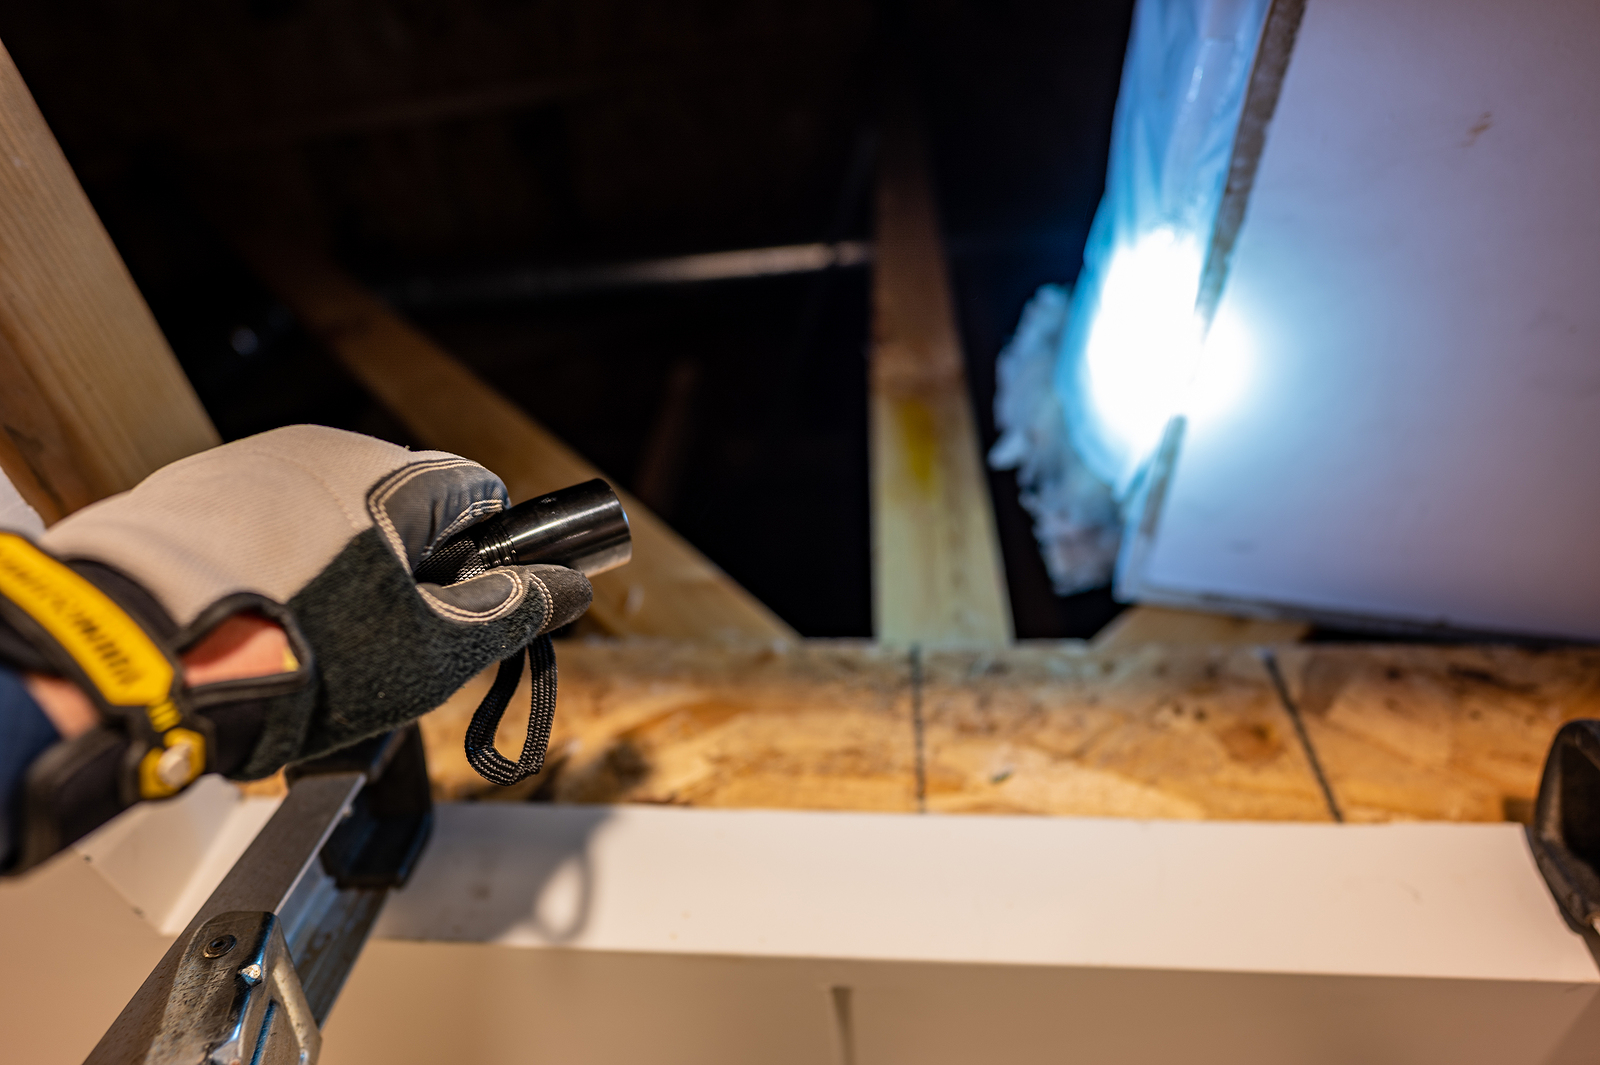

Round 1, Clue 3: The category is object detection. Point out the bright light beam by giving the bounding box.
[1187,302,1252,426]
[1083,227,1252,472]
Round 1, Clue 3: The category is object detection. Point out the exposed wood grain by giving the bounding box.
[1093,605,1310,651]
[253,640,1598,825]
[0,42,218,517]
[236,236,796,643]
[869,80,1011,649]
[421,640,916,810]
[921,645,1331,820]
[1276,645,1600,823]
[0,391,79,524]
[422,640,1329,820]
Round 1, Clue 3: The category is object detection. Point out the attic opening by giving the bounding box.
[0,0,1137,640]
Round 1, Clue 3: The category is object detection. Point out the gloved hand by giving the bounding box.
[0,425,590,869]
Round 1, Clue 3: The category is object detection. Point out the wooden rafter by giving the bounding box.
[869,75,1012,649]
[0,42,218,521]
[236,236,797,643]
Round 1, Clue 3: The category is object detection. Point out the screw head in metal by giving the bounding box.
[238,963,264,986]
[202,934,237,958]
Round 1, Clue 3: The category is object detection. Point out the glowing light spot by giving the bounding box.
[1085,228,1205,460]
[1187,303,1252,424]
[1083,227,1252,466]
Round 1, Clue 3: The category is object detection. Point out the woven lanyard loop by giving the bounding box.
[463,634,558,786]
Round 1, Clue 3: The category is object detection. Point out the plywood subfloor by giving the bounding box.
[382,640,1600,824]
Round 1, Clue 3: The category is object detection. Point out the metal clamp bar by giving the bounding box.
[86,725,433,1064]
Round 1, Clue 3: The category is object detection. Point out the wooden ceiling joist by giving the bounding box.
[0,42,218,522]
[1093,605,1311,651]
[869,76,1012,650]
[237,236,797,643]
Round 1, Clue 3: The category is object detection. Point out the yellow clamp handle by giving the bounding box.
[0,533,203,799]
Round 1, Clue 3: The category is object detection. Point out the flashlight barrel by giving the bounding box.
[415,478,632,585]
[473,479,631,576]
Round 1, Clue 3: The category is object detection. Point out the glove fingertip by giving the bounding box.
[526,565,593,633]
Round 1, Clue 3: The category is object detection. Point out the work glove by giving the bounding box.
[0,425,590,870]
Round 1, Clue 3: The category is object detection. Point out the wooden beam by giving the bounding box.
[424,640,916,809]
[919,644,1330,820]
[410,639,1600,824]
[870,78,1011,649]
[236,236,796,643]
[1093,605,1311,651]
[0,42,218,521]
[1274,644,1600,823]
[423,640,1325,819]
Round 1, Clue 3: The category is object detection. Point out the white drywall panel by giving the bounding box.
[1132,0,1600,638]
[376,804,1595,983]
[6,800,1598,1063]
[72,774,281,934]
[0,849,173,1065]
[320,943,1600,1065]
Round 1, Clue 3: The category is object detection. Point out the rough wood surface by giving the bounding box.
[869,80,1011,649]
[248,641,1600,825]
[1094,605,1310,651]
[920,645,1330,820]
[236,236,796,643]
[421,641,915,810]
[1276,645,1600,823]
[0,43,218,521]
[417,640,1600,824]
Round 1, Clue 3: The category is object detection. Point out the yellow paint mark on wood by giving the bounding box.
[896,398,940,494]
[869,78,1011,649]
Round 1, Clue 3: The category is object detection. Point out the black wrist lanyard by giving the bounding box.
[462,635,558,787]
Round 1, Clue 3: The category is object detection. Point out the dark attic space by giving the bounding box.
[0,0,1135,639]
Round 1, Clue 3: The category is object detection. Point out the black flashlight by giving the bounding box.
[414,478,631,585]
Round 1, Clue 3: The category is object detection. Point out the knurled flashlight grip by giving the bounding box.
[413,478,631,586]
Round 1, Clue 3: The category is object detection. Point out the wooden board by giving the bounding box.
[0,42,218,522]
[235,236,796,642]
[418,641,1311,818]
[420,640,916,811]
[869,80,1011,649]
[1275,645,1600,823]
[920,644,1331,820]
[402,640,1600,825]
[1093,605,1311,651]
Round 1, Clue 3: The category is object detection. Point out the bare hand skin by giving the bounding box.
[25,613,293,740]
[180,613,297,687]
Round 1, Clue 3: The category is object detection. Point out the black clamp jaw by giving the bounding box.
[1528,720,1600,950]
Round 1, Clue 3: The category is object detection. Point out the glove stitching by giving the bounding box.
[526,570,555,633]
[367,458,500,568]
[416,569,527,623]
[424,498,505,562]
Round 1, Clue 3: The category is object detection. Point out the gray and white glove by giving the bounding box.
[0,425,589,868]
